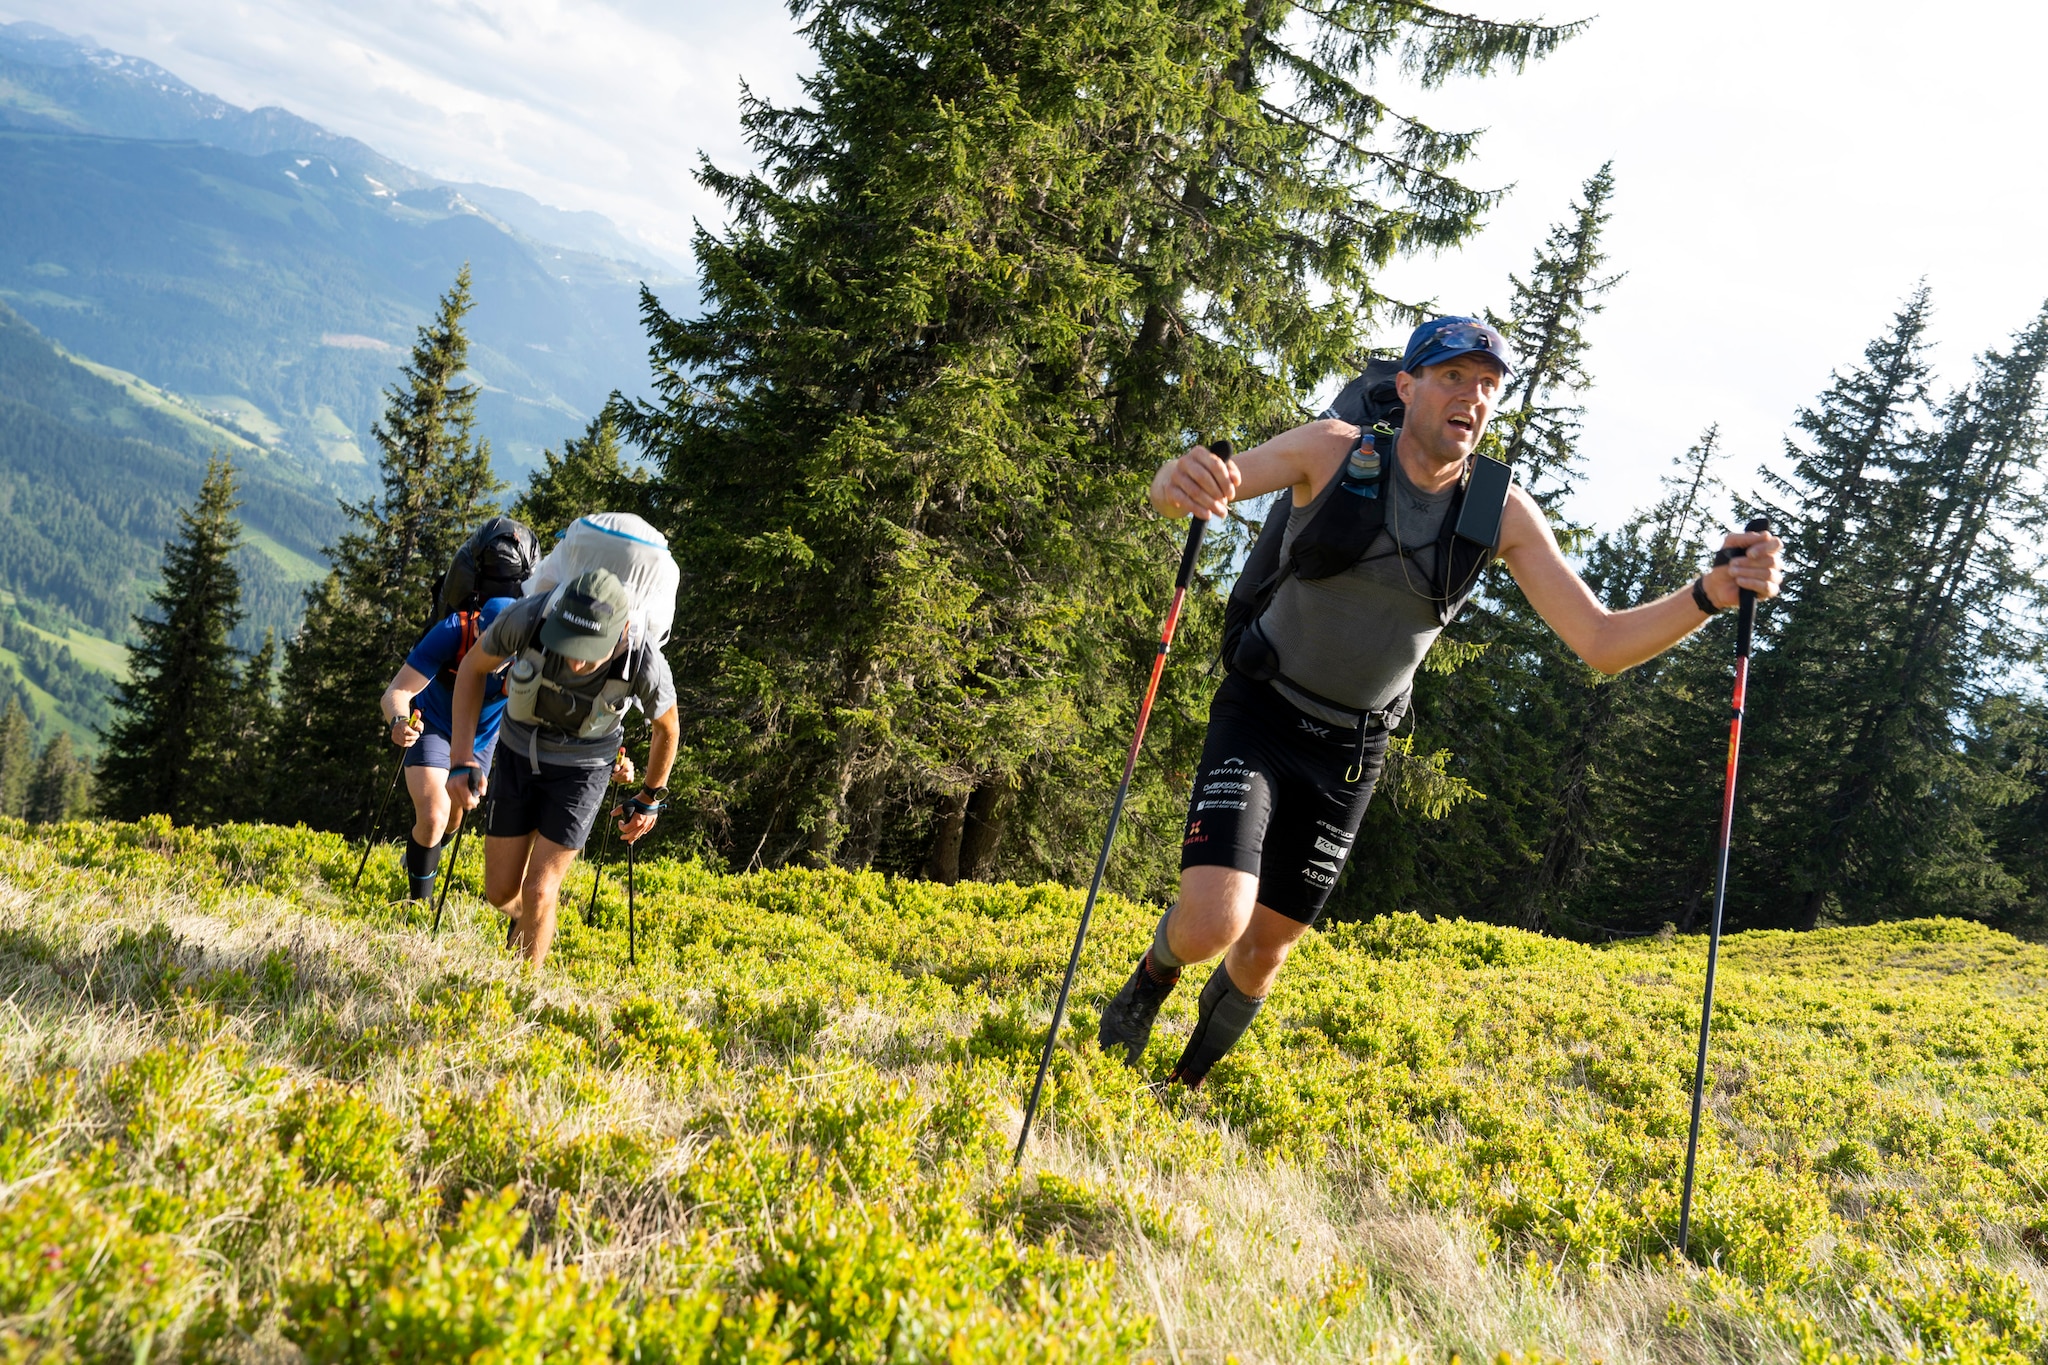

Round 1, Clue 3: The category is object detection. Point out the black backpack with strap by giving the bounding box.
[436,517,540,618]
[1221,358,1512,720]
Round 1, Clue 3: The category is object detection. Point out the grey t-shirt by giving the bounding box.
[477,594,678,769]
[1259,453,1455,725]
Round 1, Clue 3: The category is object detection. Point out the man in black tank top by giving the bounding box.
[1099,316,1785,1087]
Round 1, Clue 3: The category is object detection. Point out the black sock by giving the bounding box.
[1172,961,1264,1087]
[404,836,445,901]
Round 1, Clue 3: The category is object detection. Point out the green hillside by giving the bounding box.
[0,302,336,611]
[6,817,2046,1362]
[0,125,674,480]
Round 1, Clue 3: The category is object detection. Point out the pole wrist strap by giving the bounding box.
[1691,575,1722,615]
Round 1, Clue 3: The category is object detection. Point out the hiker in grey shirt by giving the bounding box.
[1099,316,1785,1086]
[447,568,678,967]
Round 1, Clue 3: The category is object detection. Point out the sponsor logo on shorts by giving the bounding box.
[1304,867,1336,886]
[1313,836,1349,858]
[1317,821,1350,836]
[1218,756,1247,768]
[1183,819,1206,846]
[1308,858,1340,873]
[1202,780,1251,794]
[1196,800,1247,813]
[1297,718,1331,739]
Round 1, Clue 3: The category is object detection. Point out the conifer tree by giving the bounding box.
[26,732,88,823]
[97,458,246,824]
[223,631,280,821]
[1489,163,1623,504]
[512,417,646,544]
[272,268,502,831]
[613,0,1577,880]
[0,699,31,818]
[1749,302,2048,928]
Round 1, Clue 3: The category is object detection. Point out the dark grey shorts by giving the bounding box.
[484,754,613,851]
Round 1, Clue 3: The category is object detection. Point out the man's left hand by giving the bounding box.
[1705,530,1784,608]
[612,750,637,786]
[615,794,660,844]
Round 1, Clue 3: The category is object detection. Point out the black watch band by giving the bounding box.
[1691,574,1721,615]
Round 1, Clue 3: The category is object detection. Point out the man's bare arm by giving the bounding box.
[447,645,506,769]
[1149,420,1357,519]
[1498,486,1783,675]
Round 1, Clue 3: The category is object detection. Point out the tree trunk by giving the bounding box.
[924,789,968,885]
[960,776,1014,880]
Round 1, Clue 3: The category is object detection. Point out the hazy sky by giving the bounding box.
[3,0,2043,531]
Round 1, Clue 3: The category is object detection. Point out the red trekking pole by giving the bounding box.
[1013,440,1234,1169]
[1677,515,1771,1256]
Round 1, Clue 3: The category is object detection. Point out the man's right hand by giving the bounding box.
[1149,444,1242,521]
[388,710,423,748]
[447,764,486,812]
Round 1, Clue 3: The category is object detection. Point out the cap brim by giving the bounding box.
[539,615,621,661]
[1405,346,1512,380]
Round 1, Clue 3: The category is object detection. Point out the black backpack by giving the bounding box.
[436,516,540,617]
[1220,358,1510,713]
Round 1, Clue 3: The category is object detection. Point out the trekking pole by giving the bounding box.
[1013,440,1234,1170]
[626,830,638,968]
[1677,516,1771,1257]
[585,747,626,924]
[350,710,419,893]
[429,765,485,939]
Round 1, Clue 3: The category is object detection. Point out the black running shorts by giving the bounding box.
[1179,672,1392,924]
[484,752,613,851]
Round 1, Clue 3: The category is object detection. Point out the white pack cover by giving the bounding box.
[524,512,681,648]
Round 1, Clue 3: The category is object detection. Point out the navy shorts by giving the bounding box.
[402,727,500,777]
[483,754,613,851]
[1179,672,1391,924]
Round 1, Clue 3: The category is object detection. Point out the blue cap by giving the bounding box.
[1401,316,1514,380]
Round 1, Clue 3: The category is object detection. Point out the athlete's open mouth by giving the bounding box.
[1447,414,1474,433]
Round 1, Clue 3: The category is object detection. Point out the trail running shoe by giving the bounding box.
[1097,952,1181,1068]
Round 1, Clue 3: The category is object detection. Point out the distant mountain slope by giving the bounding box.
[0,21,686,483]
[0,21,680,274]
[0,299,335,646]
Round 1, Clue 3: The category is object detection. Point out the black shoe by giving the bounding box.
[1098,952,1180,1068]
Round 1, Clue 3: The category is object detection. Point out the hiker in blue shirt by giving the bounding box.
[378,596,522,902]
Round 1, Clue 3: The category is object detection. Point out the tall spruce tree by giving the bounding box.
[0,699,31,818]
[1489,163,1622,505]
[272,268,502,831]
[97,457,247,824]
[512,417,647,544]
[612,0,1577,883]
[1747,301,2048,928]
[26,733,88,823]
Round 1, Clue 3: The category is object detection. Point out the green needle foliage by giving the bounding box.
[610,0,1578,884]
[97,457,249,825]
[1749,300,2048,930]
[270,267,503,832]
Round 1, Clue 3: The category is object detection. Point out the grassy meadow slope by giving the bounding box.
[5,818,2047,1362]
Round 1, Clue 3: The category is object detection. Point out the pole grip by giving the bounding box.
[1173,439,1235,590]
[1735,515,1768,658]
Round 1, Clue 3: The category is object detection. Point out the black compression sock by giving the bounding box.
[404,836,445,901]
[1171,961,1265,1088]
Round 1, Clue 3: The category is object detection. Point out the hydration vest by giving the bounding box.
[500,594,640,769]
[1222,424,1512,724]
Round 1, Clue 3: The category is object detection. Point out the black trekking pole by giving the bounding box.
[626,831,638,968]
[1013,440,1233,1170]
[429,766,486,939]
[585,750,625,924]
[350,710,419,893]
[1677,516,1771,1257]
